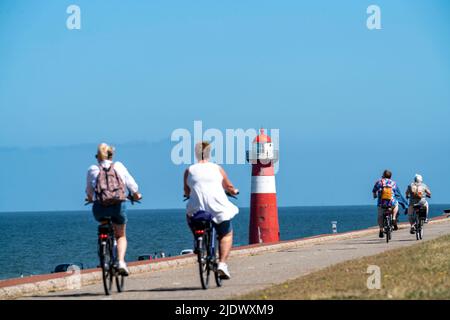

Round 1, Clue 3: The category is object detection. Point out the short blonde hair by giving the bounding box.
[195,141,211,161]
[96,143,115,161]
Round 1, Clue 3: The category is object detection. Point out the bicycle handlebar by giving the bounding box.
[225,191,239,199]
[84,194,141,206]
[127,194,142,205]
[183,190,239,201]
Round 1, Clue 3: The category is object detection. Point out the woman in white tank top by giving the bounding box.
[185,161,239,224]
[183,141,239,279]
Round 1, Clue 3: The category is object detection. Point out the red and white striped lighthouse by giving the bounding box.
[246,129,280,244]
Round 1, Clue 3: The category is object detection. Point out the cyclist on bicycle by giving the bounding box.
[85,143,142,276]
[372,170,399,238]
[184,141,239,280]
[406,174,431,234]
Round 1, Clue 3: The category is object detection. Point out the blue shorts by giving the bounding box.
[212,220,233,237]
[93,201,128,225]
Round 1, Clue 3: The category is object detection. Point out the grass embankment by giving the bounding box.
[238,234,450,300]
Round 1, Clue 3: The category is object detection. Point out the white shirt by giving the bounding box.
[186,162,239,224]
[86,160,139,199]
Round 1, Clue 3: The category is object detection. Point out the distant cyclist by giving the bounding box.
[372,170,399,238]
[184,141,239,279]
[406,174,431,234]
[85,143,142,276]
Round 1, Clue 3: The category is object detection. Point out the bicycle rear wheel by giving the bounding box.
[384,216,390,243]
[415,221,420,240]
[418,220,424,240]
[197,234,210,290]
[100,242,113,295]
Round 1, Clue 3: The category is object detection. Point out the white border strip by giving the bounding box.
[251,175,276,194]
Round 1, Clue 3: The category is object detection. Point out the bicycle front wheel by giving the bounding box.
[116,274,125,292]
[197,235,210,290]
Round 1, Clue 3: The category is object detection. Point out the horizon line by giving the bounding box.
[2,203,450,214]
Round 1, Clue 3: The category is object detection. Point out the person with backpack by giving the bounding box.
[372,170,400,238]
[406,174,431,234]
[85,143,142,276]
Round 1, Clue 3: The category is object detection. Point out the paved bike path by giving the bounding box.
[22,219,450,300]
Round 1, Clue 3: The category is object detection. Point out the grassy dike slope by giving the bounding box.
[237,234,450,300]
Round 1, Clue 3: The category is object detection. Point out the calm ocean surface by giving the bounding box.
[1,204,449,280]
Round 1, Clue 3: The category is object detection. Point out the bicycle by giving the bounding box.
[184,192,238,290]
[382,206,394,243]
[412,203,427,240]
[86,195,140,295]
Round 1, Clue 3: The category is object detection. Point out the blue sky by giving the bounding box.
[0,1,449,211]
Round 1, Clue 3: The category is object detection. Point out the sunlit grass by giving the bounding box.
[237,234,450,300]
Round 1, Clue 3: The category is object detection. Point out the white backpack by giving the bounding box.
[411,183,424,199]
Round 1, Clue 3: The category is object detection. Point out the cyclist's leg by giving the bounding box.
[407,205,416,233]
[392,204,399,229]
[214,220,233,263]
[111,202,128,263]
[392,204,398,221]
[218,231,233,263]
[407,205,415,226]
[113,223,127,262]
[377,207,383,231]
